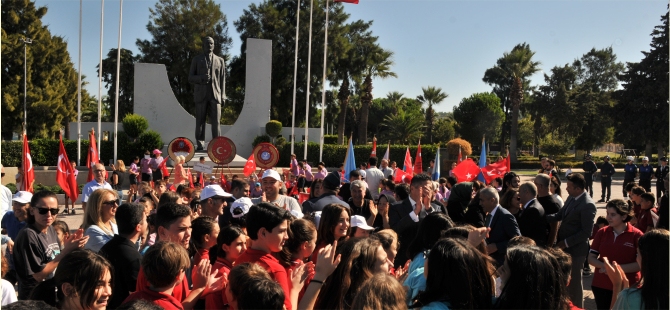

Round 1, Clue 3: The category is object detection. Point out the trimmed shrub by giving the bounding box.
[137,130,163,153]
[252,135,272,148]
[323,135,346,145]
[446,138,472,157]
[122,114,149,138]
[265,121,283,139]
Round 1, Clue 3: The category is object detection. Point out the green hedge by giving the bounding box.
[280,143,438,168]
[323,135,347,145]
[4,183,85,195]
[1,134,162,167]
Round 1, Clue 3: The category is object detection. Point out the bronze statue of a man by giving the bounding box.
[188,36,226,150]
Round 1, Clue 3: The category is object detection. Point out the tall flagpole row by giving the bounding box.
[290,0,301,155]
[77,0,82,165]
[318,0,329,162]
[97,0,104,161]
[113,0,123,163]
[303,0,314,160]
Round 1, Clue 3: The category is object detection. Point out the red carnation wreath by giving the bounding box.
[171,138,192,157]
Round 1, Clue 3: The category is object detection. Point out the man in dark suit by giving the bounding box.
[547,173,596,309]
[388,173,443,268]
[188,36,226,150]
[480,187,521,266]
[99,203,147,309]
[517,182,548,247]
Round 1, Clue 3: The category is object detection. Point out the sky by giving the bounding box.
[33,0,667,114]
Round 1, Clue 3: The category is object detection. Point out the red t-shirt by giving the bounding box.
[310,241,328,265]
[590,224,643,290]
[135,267,191,302]
[205,257,233,309]
[284,259,313,303]
[234,248,292,310]
[633,203,641,219]
[192,249,209,274]
[568,301,584,310]
[636,207,658,233]
[123,289,184,310]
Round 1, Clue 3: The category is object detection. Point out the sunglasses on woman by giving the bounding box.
[102,199,120,206]
[33,207,59,215]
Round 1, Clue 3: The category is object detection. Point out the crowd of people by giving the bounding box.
[0,152,668,310]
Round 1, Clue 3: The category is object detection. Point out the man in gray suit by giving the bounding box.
[189,36,226,150]
[547,173,596,308]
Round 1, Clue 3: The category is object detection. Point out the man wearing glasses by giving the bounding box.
[13,191,89,299]
[81,163,113,213]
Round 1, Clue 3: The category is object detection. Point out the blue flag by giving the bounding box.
[342,138,356,183]
[478,137,487,183]
[432,147,440,181]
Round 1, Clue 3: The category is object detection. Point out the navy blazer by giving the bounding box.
[486,206,521,266]
[517,199,548,247]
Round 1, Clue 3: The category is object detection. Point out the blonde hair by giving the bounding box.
[82,189,118,235]
[116,160,126,172]
[178,155,186,165]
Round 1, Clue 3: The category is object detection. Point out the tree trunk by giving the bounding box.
[337,77,350,145]
[426,105,433,143]
[63,117,71,140]
[358,75,373,145]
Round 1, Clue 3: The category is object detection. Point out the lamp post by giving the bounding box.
[20,37,32,132]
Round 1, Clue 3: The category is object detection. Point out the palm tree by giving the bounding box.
[382,109,425,144]
[483,44,541,162]
[417,86,448,143]
[358,48,397,145]
[386,91,406,115]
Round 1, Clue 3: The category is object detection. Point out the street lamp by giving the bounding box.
[20,37,32,132]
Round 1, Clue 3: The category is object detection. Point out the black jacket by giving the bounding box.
[517,199,548,247]
[99,235,142,309]
[388,198,442,268]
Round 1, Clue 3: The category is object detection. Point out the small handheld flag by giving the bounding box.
[432,145,440,181]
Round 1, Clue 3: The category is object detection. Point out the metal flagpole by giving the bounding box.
[303,0,314,160]
[97,0,105,160]
[77,0,82,166]
[290,0,301,155]
[113,0,123,162]
[318,0,329,162]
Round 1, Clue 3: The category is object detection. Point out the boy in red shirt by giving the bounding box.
[636,193,658,233]
[123,241,191,310]
[233,202,295,310]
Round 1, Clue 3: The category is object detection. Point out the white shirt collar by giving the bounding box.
[572,191,586,201]
[408,196,416,207]
[523,198,536,210]
[489,205,500,219]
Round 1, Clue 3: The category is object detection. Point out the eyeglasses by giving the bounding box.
[33,207,59,215]
[94,170,105,173]
[102,199,120,206]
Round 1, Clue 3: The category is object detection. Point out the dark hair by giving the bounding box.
[158,191,181,209]
[631,186,646,196]
[139,196,154,210]
[394,183,410,201]
[278,219,317,267]
[442,225,488,255]
[547,159,556,167]
[237,277,285,310]
[369,156,378,167]
[595,216,608,226]
[30,250,113,309]
[27,190,58,224]
[545,247,572,309]
[625,182,638,192]
[191,216,218,250]
[406,212,454,261]
[315,237,383,310]
[231,179,249,192]
[500,188,519,212]
[550,176,562,196]
[316,204,351,246]
[640,193,655,203]
[116,299,165,310]
[410,173,432,188]
[566,173,586,190]
[496,245,563,309]
[143,241,190,288]
[52,220,70,238]
[501,172,519,193]
[446,176,458,187]
[217,225,246,258]
[493,177,503,187]
[156,202,192,230]
[309,179,324,199]
[189,198,201,214]
[349,170,361,178]
[176,184,186,195]
[200,156,206,161]
[229,263,272,303]
[230,208,248,228]
[605,199,634,222]
[246,202,292,240]
[438,177,447,184]
[636,229,669,310]
[412,238,493,309]
[508,235,536,247]
[4,300,58,310]
[351,273,407,310]
[116,203,146,235]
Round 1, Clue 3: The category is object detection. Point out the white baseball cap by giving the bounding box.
[262,169,282,182]
[351,215,374,231]
[230,197,253,218]
[200,185,232,200]
[210,176,216,180]
[627,156,634,161]
[12,191,33,204]
[359,170,367,179]
[643,157,649,161]
[290,210,304,219]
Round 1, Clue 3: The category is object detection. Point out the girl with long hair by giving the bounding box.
[351,273,407,310]
[405,212,454,275]
[206,225,247,309]
[311,203,351,264]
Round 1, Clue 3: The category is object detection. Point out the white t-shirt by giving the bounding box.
[1,279,17,306]
[252,195,303,216]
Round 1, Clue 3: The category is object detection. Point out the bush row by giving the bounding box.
[4,183,85,195]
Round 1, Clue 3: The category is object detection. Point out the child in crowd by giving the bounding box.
[351,273,407,310]
[226,263,277,310]
[277,219,318,301]
[371,229,399,274]
[140,196,155,215]
[349,215,375,238]
[1,254,17,306]
[205,225,247,309]
[636,193,658,233]
[491,177,503,192]
[123,241,191,310]
[51,220,70,249]
[312,203,351,264]
[629,186,645,225]
[190,216,219,269]
[189,199,201,219]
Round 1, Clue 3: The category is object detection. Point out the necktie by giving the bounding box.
[485,213,493,227]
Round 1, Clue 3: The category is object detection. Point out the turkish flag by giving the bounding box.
[56,137,78,201]
[86,131,100,182]
[158,159,169,177]
[368,138,377,169]
[299,193,310,204]
[335,0,359,3]
[394,168,413,184]
[243,154,257,177]
[403,147,413,176]
[187,168,194,188]
[481,158,509,184]
[22,133,35,193]
[288,184,299,196]
[414,143,422,175]
[451,159,481,183]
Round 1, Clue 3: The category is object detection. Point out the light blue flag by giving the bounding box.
[432,147,440,181]
[343,139,356,183]
[478,137,487,183]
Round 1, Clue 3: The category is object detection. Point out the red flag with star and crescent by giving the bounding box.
[22,132,35,193]
[403,147,413,176]
[414,142,422,175]
[86,131,100,182]
[451,159,481,183]
[56,137,79,201]
[243,154,257,177]
[394,168,413,184]
[481,157,510,184]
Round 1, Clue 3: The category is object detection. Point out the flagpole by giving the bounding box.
[77,0,82,166]
[303,0,314,160]
[113,0,123,163]
[97,0,104,161]
[318,0,329,163]
[290,0,301,155]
